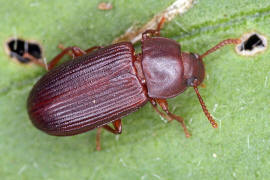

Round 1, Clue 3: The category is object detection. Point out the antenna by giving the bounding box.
[194,38,241,128]
[200,38,241,59]
[193,79,217,128]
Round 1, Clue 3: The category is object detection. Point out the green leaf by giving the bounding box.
[1,0,270,179]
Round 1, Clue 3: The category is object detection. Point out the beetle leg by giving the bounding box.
[150,98,190,138]
[22,53,47,68]
[57,45,86,57]
[149,98,173,121]
[58,45,103,56]
[85,46,103,53]
[27,45,101,70]
[96,127,102,151]
[31,43,103,71]
[142,16,166,40]
[142,30,160,39]
[102,119,122,134]
[57,44,74,57]
[95,119,122,151]
[46,47,87,70]
[49,45,102,70]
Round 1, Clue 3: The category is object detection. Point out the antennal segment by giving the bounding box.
[193,79,218,128]
[200,38,241,59]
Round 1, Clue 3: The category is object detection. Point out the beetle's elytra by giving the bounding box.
[28,42,148,136]
[27,18,241,150]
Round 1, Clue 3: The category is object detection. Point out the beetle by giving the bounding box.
[26,18,241,150]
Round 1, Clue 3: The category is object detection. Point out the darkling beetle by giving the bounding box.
[26,18,241,150]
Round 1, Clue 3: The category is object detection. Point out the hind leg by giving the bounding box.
[96,119,122,151]
[24,45,102,70]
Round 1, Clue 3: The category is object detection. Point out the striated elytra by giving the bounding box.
[27,18,241,150]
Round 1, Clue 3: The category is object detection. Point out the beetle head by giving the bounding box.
[182,52,205,87]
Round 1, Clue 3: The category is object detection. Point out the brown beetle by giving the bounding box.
[26,18,241,150]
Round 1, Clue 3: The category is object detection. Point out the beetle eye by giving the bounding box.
[187,77,196,86]
[190,53,199,59]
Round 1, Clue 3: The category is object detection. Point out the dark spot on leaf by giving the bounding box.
[5,38,42,64]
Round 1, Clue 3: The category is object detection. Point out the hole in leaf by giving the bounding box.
[5,38,43,64]
[240,34,264,51]
[236,32,267,56]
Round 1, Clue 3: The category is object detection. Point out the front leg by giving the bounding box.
[142,16,166,40]
[149,98,190,138]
